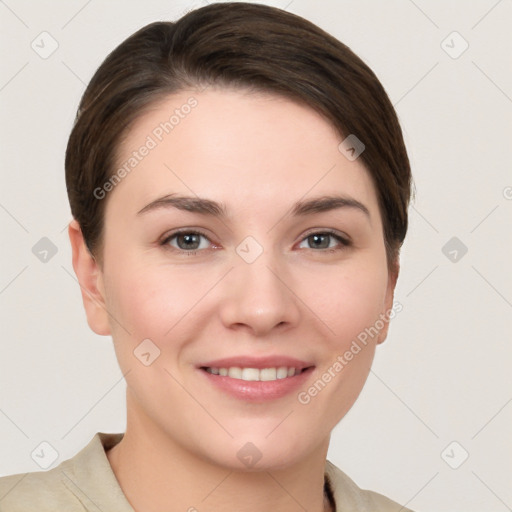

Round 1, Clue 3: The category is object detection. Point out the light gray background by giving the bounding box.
[1,1,511,511]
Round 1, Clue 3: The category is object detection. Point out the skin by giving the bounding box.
[69,88,398,512]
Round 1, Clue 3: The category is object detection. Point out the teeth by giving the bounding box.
[228,367,242,379]
[241,368,260,381]
[204,366,303,381]
[276,366,288,379]
[260,368,277,381]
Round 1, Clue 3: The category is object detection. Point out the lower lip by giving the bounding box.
[198,367,315,402]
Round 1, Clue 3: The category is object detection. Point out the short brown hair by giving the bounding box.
[65,2,411,266]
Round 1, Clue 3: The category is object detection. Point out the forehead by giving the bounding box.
[107,88,380,220]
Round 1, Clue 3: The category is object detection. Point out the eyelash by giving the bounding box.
[298,230,352,252]
[159,229,352,256]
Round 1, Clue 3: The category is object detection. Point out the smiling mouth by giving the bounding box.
[200,366,311,382]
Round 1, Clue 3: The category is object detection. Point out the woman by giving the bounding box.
[0,3,413,510]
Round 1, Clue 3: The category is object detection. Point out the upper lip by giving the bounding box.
[199,356,314,370]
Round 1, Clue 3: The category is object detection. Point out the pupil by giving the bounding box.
[310,234,328,249]
[178,233,199,250]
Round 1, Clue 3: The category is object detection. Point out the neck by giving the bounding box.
[107,396,332,512]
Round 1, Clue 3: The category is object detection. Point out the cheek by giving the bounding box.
[293,263,388,428]
[299,259,389,348]
[103,258,188,340]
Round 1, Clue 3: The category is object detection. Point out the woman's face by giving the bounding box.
[86,88,397,469]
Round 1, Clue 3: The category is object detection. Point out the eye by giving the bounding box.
[298,231,351,251]
[161,230,212,252]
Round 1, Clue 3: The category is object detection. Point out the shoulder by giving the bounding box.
[325,459,415,512]
[0,458,84,511]
[0,432,128,512]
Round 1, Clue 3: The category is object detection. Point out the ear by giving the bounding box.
[376,261,400,345]
[68,219,111,336]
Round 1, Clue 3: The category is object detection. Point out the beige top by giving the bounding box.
[0,432,413,511]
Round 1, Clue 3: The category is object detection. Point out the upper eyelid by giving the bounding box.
[160,229,212,248]
[161,228,210,240]
[301,228,350,240]
[161,229,350,248]
[297,228,352,247]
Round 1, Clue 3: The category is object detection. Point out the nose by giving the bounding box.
[218,253,301,337]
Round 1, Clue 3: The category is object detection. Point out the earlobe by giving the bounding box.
[68,219,111,336]
[377,262,400,345]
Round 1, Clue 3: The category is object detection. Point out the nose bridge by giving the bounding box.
[238,253,281,300]
[219,243,300,335]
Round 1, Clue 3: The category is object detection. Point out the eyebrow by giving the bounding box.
[137,193,370,220]
[291,195,370,218]
[137,194,225,217]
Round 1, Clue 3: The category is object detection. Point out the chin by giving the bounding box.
[197,430,317,472]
